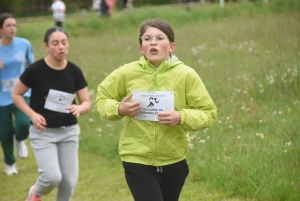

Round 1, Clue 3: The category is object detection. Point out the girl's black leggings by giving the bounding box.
[122,159,189,201]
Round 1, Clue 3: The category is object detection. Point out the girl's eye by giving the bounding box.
[157,35,165,41]
[143,36,151,41]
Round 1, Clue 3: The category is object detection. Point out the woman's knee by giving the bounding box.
[62,174,78,189]
[42,171,62,187]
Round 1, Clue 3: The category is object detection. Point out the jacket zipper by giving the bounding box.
[152,68,158,165]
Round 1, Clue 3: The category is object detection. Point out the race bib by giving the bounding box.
[132,91,174,121]
[1,77,18,92]
[44,89,75,113]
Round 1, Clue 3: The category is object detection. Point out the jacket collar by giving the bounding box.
[137,54,183,71]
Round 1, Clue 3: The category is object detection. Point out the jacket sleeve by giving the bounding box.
[95,68,126,121]
[179,70,217,131]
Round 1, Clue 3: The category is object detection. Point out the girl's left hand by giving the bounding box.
[157,111,181,126]
[66,104,81,118]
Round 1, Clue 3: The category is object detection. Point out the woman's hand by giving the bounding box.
[31,113,47,131]
[66,104,82,118]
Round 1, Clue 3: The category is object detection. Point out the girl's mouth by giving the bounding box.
[150,48,158,53]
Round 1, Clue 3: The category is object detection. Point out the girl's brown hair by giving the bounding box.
[43,26,68,43]
[0,13,14,28]
[139,18,174,45]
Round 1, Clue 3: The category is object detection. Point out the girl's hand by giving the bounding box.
[157,111,181,126]
[66,104,81,118]
[118,94,141,117]
[0,59,3,69]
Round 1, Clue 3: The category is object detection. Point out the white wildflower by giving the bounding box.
[199,139,205,143]
[286,142,291,146]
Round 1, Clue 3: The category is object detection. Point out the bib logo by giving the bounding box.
[54,95,66,105]
[147,97,160,107]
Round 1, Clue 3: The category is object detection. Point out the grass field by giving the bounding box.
[1,1,299,200]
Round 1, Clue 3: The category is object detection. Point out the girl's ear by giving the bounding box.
[139,45,144,55]
[169,42,176,54]
[45,43,49,52]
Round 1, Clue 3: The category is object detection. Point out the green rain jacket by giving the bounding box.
[95,55,217,166]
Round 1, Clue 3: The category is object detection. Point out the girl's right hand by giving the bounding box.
[118,94,141,117]
[0,59,3,69]
[30,113,47,131]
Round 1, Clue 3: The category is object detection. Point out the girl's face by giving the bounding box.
[45,31,69,61]
[0,18,17,39]
[140,27,175,67]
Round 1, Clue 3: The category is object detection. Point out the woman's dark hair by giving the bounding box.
[0,13,14,28]
[43,26,68,43]
[139,18,175,45]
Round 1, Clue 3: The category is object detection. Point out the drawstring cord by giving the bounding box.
[156,166,163,173]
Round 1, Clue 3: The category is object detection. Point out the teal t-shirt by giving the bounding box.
[0,37,34,106]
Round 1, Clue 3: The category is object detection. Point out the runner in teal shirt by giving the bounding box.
[0,13,34,175]
[0,36,34,105]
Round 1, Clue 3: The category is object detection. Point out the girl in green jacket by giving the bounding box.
[96,18,217,201]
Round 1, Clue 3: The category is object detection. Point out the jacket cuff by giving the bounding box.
[179,111,185,126]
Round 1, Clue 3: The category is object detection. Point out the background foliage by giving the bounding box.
[0,0,280,17]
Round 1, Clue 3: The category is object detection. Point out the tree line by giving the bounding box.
[0,0,250,17]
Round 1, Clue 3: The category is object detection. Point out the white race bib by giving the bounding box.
[1,77,18,92]
[132,91,174,121]
[44,89,75,113]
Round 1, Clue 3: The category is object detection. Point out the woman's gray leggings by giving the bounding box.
[29,124,80,201]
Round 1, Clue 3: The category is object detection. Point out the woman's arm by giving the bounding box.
[11,80,35,118]
[11,79,47,130]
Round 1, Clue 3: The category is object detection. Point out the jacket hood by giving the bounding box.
[137,54,184,72]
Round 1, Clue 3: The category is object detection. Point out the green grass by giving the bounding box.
[1,1,300,200]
